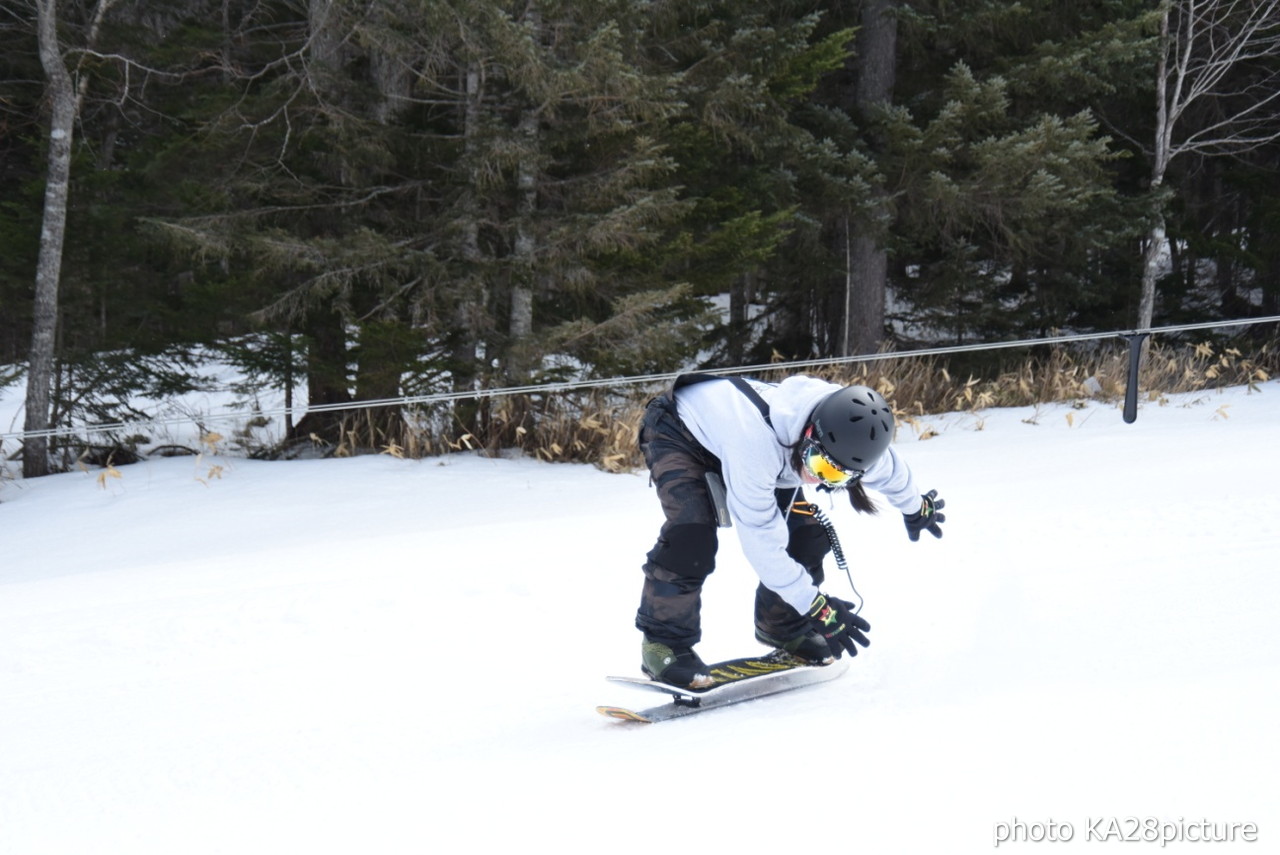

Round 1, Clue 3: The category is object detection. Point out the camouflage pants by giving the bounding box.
[634,394,830,648]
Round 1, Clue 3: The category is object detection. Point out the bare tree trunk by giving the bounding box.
[846,224,888,355]
[508,109,538,377]
[1138,5,1174,333]
[23,0,114,477]
[290,306,353,444]
[845,0,896,356]
[506,4,544,383]
[449,60,487,433]
[1137,216,1166,332]
[727,269,756,364]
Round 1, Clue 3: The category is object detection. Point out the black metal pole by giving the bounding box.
[1122,333,1150,424]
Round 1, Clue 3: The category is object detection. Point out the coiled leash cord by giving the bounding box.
[791,499,865,615]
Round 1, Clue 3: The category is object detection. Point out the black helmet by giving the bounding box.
[808,385,895,471]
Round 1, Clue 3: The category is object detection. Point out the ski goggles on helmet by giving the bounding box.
[801,426,863,488]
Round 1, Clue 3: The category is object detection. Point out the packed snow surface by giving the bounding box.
[2,383,1278,853]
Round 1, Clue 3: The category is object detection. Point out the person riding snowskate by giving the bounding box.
[635,373,945,688]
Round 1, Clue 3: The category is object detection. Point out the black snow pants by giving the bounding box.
[634,393,830,649]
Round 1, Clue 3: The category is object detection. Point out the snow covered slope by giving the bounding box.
[2,383,1277,853]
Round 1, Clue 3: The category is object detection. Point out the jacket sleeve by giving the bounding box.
[862,445,922,514]
[720,452,820,616]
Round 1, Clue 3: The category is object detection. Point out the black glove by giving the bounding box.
[807,593,871,659]
[904,489,946,541]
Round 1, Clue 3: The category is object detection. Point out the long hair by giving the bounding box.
[788,442,879,515]
[846,480,879,515]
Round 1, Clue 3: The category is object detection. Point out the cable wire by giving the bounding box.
[4,315,1279,443]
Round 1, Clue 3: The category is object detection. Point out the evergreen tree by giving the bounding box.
[639,1,871,364]
[875,0,1153,342]
[148,0,703,442]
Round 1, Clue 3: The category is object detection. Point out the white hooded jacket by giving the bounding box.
[674,375,922,615]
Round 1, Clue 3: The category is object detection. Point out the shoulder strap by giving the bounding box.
[726,377,772,428]
[673,372,772,428]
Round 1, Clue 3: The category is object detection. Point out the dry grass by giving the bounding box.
[326,338,1276,471]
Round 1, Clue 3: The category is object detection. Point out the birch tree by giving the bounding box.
[23,0,116,478]
[1138,0,1280,331]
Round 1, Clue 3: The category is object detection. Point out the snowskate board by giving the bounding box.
[597,649,849,723]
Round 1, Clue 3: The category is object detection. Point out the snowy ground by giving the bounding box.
[2,382,1278,854]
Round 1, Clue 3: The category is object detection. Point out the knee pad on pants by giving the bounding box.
[645,523,718,587]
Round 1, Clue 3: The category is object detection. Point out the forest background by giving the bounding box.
[2,0,1279,477]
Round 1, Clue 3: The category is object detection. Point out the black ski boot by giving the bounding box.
[754,627,835,666]
[641,640,714,689]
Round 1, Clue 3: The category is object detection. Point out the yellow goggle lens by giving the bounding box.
[802,441,858,487]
